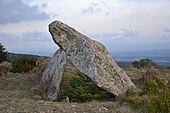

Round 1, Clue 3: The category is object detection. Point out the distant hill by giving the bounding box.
[8,53,50,61]
[112,49,170,67]
[8,51,170,68]
[116,61,170,68]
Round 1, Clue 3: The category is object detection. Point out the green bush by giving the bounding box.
[142,79,159,95]
[60,75,108,103]
[132,58,158,69]
[12,56,37,73]
[127,68,170,113]
[127,96,144,109]
[147,91,170,113]
[141,68,167,95]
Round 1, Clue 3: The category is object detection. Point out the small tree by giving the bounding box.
[0,42,8,63]
[132,58,158,69]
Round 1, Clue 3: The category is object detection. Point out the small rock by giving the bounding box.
[33,95,42,100]
[99,107,109,111]
[72,105,76,107]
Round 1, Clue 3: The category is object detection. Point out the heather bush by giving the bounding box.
[12,56,37,73]
[127,68,170,113]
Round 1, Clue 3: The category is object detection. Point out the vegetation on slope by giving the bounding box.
[126,68,170,113]
[11,56,37,73]
[59,66,113,103]
[0,42,169,112]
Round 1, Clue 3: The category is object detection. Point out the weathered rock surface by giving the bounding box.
[42,20,136,101]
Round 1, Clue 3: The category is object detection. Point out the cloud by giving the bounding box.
[87,32,121,40]
[0,32,21,43]
[163,28,170,32]
[0,31,51,43]
[105,12,110,16]
[22,31,50,42]
[80,1,113,16]
[0,0,49,25]
[120,0,170,3]
[0,0,170,55]
[121,28,138,37]
[81,3,101,14]
[87,28,138,41]
[40,3,48,9]
[0,31,56,56]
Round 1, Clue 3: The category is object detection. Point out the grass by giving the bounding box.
[0,73,37,99]
[126,68,170,113]
[0,64,170,113]
[0,68,120,113]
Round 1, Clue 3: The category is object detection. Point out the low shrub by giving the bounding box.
[127,96,144,109]
[59,75,108,103]
[132,58,158,69]
[127,68,170,113]
[147,91,170,113]
[11,56,37,73]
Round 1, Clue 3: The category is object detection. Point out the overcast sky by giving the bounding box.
[0,0,170,56]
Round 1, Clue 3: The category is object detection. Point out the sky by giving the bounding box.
[0,0,170,56]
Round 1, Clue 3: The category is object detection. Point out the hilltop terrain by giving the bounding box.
[0,65,169,112]
[0,71,131,113]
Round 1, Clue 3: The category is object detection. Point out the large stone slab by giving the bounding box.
[42,21,136,101]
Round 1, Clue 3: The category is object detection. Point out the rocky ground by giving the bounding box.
[0,68,169,113]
